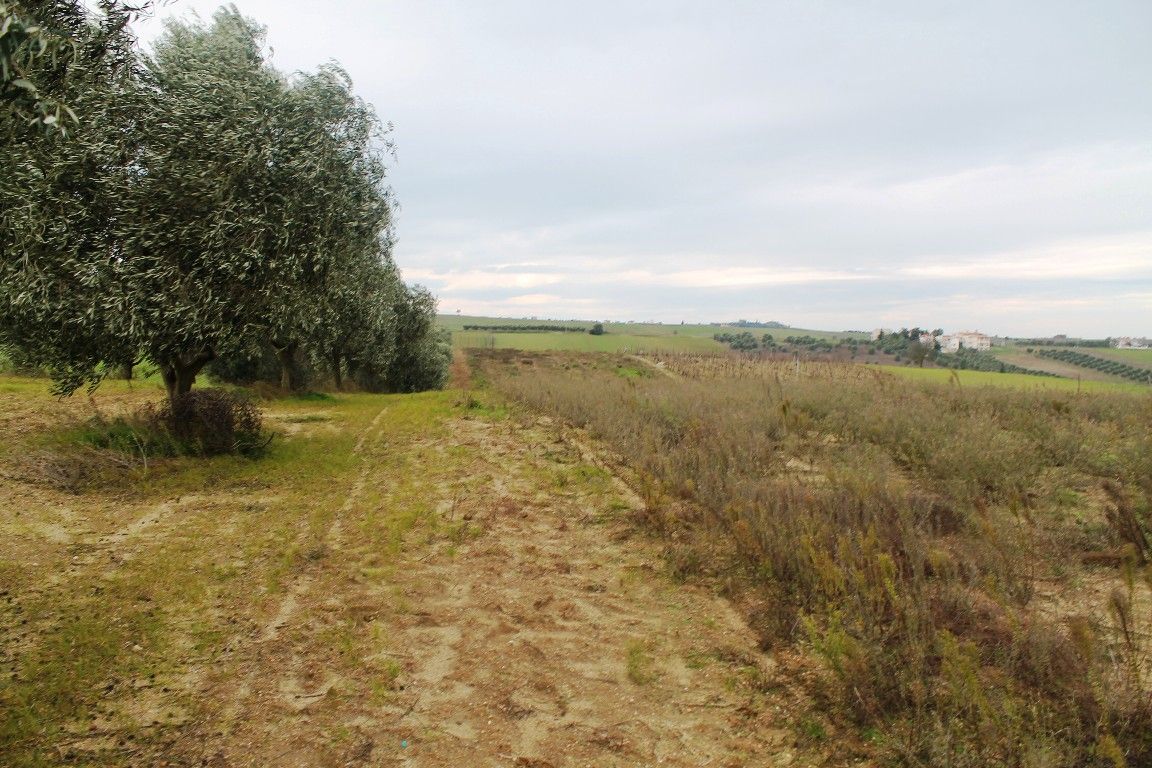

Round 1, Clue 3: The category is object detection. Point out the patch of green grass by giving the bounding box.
[0,376,55,395]
[626,640,657,684]
[276,413,331,423]
[452,391,509,420]
[287,391,337,402]
[1,595,168,764]
[798,716,828,743]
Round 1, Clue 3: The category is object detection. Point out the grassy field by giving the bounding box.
[1091,347,1152,367]
[1,378,405,764]
[482,349,1152,766]
[990,345,1152,384]
[9,346,1152,765]
[451,330,724,353]
[884,364,1151,393]
[990,349,1123,382]
[438,314,866,348]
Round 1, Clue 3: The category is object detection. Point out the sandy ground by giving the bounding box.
[1,390,831,767]
[185,416,809,767]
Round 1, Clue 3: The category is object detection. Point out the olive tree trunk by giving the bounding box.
[274,341,299,391]
[160,350,214,404]
[331,349,343,390]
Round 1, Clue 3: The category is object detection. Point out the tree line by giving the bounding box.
[713,331,852,354]
[462,324,586,333]
[1,2,449,405]
[1037,349,1152,383]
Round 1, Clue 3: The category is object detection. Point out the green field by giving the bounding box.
[451,330,724,353]
[439,314,866,351]
[996,345,1152,368]
[1089,347,1152,367]
[884,364,1150,393]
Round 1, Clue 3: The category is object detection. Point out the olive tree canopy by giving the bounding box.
[2,7,405,402]
[1,0,149,132]
[2,5,450,405]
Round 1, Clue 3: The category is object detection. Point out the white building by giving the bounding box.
[1114,337,1150,349]
[938,331,991,352]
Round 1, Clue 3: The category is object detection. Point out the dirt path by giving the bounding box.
[1,387,818,767]
[180,413,808,767]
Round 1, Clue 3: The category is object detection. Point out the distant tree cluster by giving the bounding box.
[712,331,765,351]
[1019,337,1112,348]
[867,328,941,366]
[725,320,788,329]
[782,334,838,352]
[713,331,859,355]
[1,5,449,403]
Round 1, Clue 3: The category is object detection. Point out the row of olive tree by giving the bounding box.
[1,4,448,404]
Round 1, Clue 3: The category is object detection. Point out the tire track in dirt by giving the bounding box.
[181,412,817,767]
[370,417,799,767]
[214,405,391,728]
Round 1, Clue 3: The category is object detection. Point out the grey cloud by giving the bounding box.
[137,0,1152,336]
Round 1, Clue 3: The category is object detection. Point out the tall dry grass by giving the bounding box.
[479,349,1152,767]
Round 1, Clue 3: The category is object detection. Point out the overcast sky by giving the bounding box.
[135,1,1152,336]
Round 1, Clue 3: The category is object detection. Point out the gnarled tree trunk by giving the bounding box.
[160,350,214,404]
[273,341,299,391]
[331,349,343,390]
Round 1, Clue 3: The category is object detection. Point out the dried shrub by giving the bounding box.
[144,389,269,457]
[4,446,140,493]
[479,349,1152,765]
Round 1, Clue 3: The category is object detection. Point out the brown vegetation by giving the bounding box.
[480,349,1152,766]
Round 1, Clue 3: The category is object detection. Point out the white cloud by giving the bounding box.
[402,268,566,292]
[408,264,870,297]
[646,267,870,288]
[133,0,1152,336]
[902,234,1152,280]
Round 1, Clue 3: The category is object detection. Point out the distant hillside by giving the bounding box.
[436,314,865,343]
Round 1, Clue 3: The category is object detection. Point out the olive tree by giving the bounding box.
[310,249,401,391]
[3,5,447,406]
[103,9,298,401]
[374,284,450,393]
[263,63,393,390]
[0,0,143,393]
[2,8,291,401]
[1,0,149,132]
